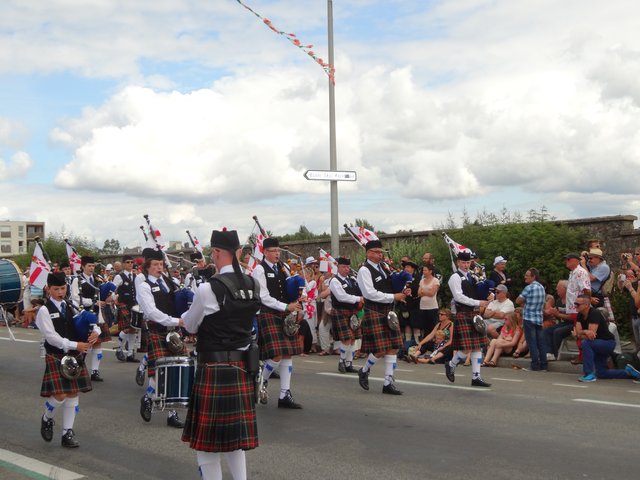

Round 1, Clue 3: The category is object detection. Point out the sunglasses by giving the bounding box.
[574,302,587,307]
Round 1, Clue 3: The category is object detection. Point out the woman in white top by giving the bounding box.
[414,262,440,338]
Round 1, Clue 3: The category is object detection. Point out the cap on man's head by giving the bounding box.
[457,252,472,261]
[495,284,508,293]
[190,252,204,262]
[493,256,507,266]
[81,255,95,265]
[305,256,318,265]
[402,260,419,270]
[142,248,164,261]
[564,252,581,260]
[337,257,351,266]
[263,237,279,249]
[210,230,241,252]
[47,271,67,287]
[365,240,383,251]
[123,255,133,262]
[588,248,604,259]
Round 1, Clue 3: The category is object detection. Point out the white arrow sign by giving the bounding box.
[304,170,357,181]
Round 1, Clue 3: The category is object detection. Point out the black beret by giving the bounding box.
[47,271,67,286]
[142,248,164,261]
[210,230,241,252]
[457,252,472,261]
[263,237,279,249]
[122,255,133,262]
[365,240,383,251]
[81,255,95,265]
[337,257,351,266]
[190,252,204,261]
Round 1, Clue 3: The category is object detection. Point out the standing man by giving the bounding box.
[516,268,547,371]
[329,257,364,374]
[253,237,303,408]
[584,248,610,305]
[136,247,186,428]
[565,252,591,315]
[445,251,491,387]
[356,240,407,395]
[70,255,109,382]
[181,229,261,480]
[37,272,100,448]
[113,255,138,362]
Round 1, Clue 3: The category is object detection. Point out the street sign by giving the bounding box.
[304,170,357,181]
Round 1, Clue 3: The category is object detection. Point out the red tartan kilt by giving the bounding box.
[148,331,187,377]
[257,311,303,360]
[182,360,258,452]
[453,311,488,351]
[360,303,402,354]
[116,303,134,332]
[40,353,92,397]
[331,308,360,342]
[137,326,149,353]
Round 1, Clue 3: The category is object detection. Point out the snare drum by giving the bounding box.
[0,259,25,305]
[154,356,195,409]
[130,305,144,329]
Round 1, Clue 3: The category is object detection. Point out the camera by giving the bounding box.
[618,273,627,282]
[623,253,632,259]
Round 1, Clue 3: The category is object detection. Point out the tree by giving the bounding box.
[100,238,121,255]
[12,231,97,270]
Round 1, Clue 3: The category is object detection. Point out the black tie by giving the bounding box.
[377,265,385,278]
[158,279,168,293]
[60,302,67,317]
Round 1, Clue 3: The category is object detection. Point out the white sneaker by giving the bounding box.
[546,353,556,361]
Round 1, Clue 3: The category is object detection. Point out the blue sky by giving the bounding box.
[1,0,639,250]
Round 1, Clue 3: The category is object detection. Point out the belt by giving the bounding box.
[198,351,245,364]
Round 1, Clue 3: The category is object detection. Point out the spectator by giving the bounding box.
[619,270,640,353]
[482,311,523,367]
[411,309,453,363]
[564,252,591,365]
[489,256,512,292]
[543,280,574,360]
[482,284,515,339]
[516,268,547,371]
[574,294,640,382]
[584,248,610,305]
[415,262,440,339]
[397,260,421,355]
[512,308,528,358]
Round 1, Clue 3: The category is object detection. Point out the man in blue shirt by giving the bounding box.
[517,268,547,371]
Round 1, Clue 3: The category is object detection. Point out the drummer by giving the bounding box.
[136,247,187,428]
[36,272,100,448]
[113,255,138,362]
[181,229,261,480]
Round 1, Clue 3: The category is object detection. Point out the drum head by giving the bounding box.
[0,259,25,305]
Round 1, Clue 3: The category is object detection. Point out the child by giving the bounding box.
[417,330,448,364]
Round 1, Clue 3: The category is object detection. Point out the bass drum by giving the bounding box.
[0,259,25,305]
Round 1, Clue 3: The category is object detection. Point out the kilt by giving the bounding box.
[452,311,488,351]
[331,307,360,343]
[116,303,135,333]
[137,326,149,354]
[257,310,303,360]
[148,332,187,377]
[40,353,92,397]
[97,321,112,342]
[360,303,402,354]
[182,361,258,452]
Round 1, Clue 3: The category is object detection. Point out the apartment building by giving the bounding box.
[0,220,45,257]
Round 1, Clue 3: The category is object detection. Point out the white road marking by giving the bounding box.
[303,360,325,364]
[490,378,523,382]
[0,337,38,343]
[553,383,587,389]
[573,398,640,409]
[0,448,84,479]
[317,372,491,391]
[627,390,640,394]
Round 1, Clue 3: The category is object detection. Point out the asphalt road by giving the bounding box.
[1,326,639,480]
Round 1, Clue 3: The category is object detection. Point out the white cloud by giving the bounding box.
[0,151,33,180]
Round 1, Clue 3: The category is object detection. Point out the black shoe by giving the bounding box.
[140,394,152,422]
[115,349,126,362]
[445,363,455,383]
[345,363,358,373]
[338,360,346,374]
[270,370,280,379]
[471,377,491,388]
[258,379,268,405]
[61,429,79,448]
[126,355,137,363]
[91,370,103,382]
[382,383,403,395]
[358,368,370,391]
[278,390,302,409]
[135,367,145,386]
[40,416,54,442]
[167,411,184,428]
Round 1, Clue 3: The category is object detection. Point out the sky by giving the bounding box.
[1,0,639,250]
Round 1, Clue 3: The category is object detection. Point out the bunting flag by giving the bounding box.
[347,226,379,247]
[65,241,82,275]
[318,247,338,274]
[236,0,336,84]
[29,244,51,289]
[442,232,474,257]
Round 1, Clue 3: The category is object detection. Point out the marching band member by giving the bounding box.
[113,255,138,362]
[182,229,261,480]
[37,272,100,448]
[70,255,110,382]
[356,240,407,395]
[253,237,304,408]
[136,247,186,428]
[133,257,150,385]
[445,251,491,387]
[184,252,215,291]
[329,257,364,373]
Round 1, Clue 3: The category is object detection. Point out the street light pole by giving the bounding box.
[328,0,339,257]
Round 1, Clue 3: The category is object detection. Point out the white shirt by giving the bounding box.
[70,273,98,309]
[253,262,287,312]
[181,265,233,333]
[35,299,100,352]
[484,298,515,318]
[135,273,180,327]
[448,269,481,308]
[357,260,394,304]
[329,274,360,305]
[112,271,134,288]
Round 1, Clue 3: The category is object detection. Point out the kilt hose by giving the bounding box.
[257,310,303,360]
[147,331,187,377]
[116,303,136,333]
[331,307,360,343]
[360,302,402,354]
[453,311,488,351]
[40,353,92,397]
[137,325,149,354]
[182,360,258,452]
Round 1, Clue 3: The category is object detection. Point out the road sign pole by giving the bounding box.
[328,0,339,257]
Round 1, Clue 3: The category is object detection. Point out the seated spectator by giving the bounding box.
[574,294,640,382]
[416,330,448,364]
[410,309,453,363]
[543,280,574,360]
[489,256,512,292]
[482,284,514,338]
[482,311,523,367]
[512,308,528,358]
